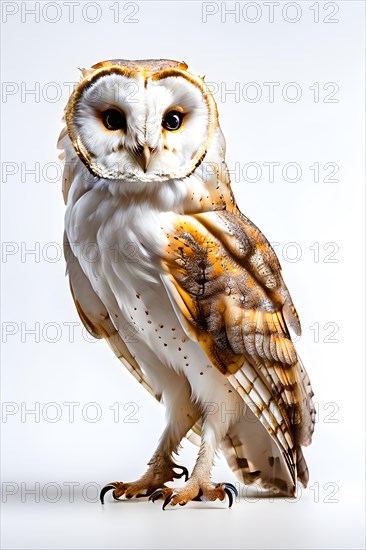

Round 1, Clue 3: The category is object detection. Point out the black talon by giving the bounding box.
[172,465,189,482]
[100,484,117,505]
[162,492,174,510]
[224,487,234,508]
[148,488,164,503]
[223,483,239,497]
[149,489,160,502]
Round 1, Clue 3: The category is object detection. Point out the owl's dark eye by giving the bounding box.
[102,109,126,131]
[162,110,184,131]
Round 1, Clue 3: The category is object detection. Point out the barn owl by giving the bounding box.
[58,59,315,509]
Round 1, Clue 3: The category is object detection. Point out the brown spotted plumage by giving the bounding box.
[162,208,315,488]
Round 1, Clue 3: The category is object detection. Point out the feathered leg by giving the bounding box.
[100,379,200,504]
[150,388,241,509]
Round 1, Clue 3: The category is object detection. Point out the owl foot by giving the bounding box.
[149,481,238,509]
[100,463,189,504]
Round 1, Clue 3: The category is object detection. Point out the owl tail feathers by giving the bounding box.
[220,414,295,498]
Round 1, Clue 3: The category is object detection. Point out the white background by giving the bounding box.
[1,1,365,549]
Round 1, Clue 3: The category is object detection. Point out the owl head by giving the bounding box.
[65,59,219,183]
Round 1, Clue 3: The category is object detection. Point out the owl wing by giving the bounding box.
[161,209,315,490]
[63,232,161,400]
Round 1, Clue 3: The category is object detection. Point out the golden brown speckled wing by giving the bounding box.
[162,209,315,488]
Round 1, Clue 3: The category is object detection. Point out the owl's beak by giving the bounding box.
[135,144,152,172]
